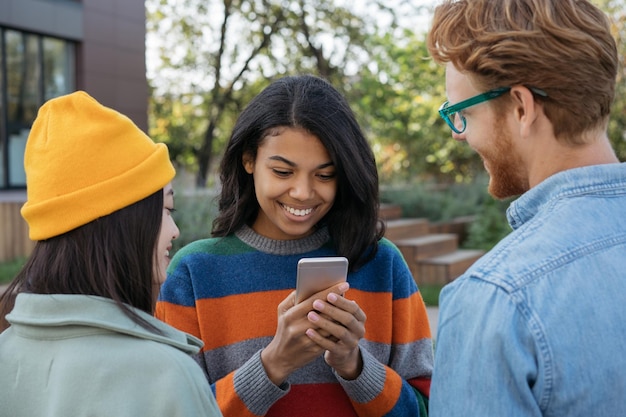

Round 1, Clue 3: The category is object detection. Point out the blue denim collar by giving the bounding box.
[506,163,626,230]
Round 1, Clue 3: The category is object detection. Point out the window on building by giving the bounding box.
[0,28,75,189]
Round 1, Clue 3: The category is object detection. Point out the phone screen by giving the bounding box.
[295,256,348,303]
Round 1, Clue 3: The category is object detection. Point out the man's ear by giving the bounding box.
[510,86,541,138]
[242,152,254,174]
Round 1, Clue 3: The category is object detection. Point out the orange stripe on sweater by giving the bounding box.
[195,290,290,350]
[352,367,402,415]
[393,293,432,342]
[155,301,202,339]
[216,373,256,417]
[157,287,431,350]
[349,289,431,344]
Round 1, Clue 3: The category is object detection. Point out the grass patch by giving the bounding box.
[419,284,443,306]
[0,257,26,285]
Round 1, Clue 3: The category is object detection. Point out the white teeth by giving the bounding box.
[283,204,313,216]
[165,250,170,257]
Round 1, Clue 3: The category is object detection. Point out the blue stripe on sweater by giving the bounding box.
[162,236,417,306]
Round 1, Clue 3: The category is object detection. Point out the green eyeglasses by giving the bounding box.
[439,86,548,134]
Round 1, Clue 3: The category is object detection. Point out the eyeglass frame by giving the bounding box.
[438,86,548,134]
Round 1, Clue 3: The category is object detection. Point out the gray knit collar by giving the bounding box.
[235,224,330,255]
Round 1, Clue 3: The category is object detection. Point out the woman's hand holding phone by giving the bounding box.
[305,287,366,380]
[260,282,348,386]
[260,257,361,385]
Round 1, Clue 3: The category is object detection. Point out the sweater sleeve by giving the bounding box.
[155,257,203,340]
[335,243,433,417]
[335,348,429,417]
[215,350,289,416]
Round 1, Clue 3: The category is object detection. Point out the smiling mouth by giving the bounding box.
[281,203,314,217]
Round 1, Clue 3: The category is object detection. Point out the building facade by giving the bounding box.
[0,0,148,261]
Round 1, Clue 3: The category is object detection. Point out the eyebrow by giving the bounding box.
[268,155,334,169]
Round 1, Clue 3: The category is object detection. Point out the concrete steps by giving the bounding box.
[417,249,484,284]
[384,218,430,241]
[380,203,404,221]
[381,204,483,285]
[395,234,458,278]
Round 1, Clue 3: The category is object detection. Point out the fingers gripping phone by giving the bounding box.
[295,257,349,304]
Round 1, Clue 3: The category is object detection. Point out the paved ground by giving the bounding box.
[427,306,439,336]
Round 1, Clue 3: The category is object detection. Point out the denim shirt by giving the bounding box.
[430,163,626,417]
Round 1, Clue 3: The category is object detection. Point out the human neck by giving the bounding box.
[527,133,618,188]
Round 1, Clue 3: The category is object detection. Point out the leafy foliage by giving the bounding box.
[350,30,483,184]
[381,176,494,222]
[147,0,626,188]
[381,175,512,251]
[605,0,626,161]
[462,196,512,251]
[0,257,26,284]
[147,0,422,186]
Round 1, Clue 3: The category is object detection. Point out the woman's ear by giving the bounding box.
[242,153,254,174]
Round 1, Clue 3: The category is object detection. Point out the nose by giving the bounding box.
[452,130,466,142]
[172,219,180,240]
[288,175,314,201]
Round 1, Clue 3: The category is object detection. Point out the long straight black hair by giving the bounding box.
[212,75,385,271]
[0,188,163,331]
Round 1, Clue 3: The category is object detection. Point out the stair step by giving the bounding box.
[380,204,403,220]
[395,233,459,260]
[394,233,459,278]
[417,249,484,285]
[384,218,430,241]
[428,215,477,246]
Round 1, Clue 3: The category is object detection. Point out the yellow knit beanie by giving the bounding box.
[21,91,175,241]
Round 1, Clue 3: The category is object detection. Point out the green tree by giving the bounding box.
[147,0,419,187]
[349,30,482,184]
[604,0,626,161]
[147,1,625,189]
[349,0,626,183]
[147,0,285,187]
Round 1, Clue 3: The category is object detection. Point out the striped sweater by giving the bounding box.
[156,225,433,417]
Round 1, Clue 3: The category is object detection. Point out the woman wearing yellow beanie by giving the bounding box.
[0,92,222,417]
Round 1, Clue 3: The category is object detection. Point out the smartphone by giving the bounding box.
[295,256,349,304]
